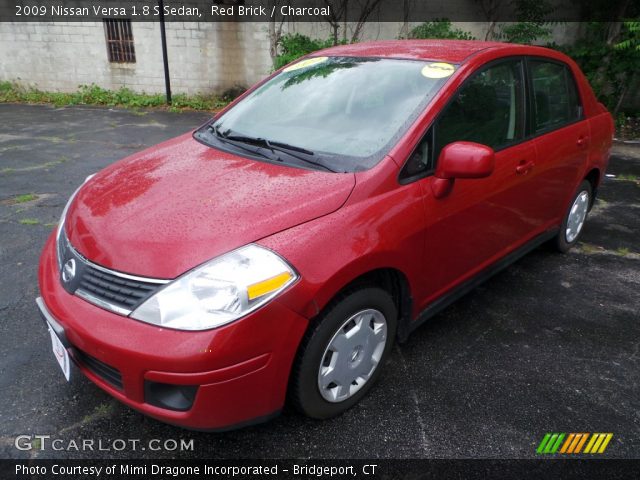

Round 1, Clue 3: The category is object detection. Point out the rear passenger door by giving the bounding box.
[525,58,589,227]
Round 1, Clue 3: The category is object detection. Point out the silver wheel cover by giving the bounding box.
[317,308,388,403]
[566,190,590,243]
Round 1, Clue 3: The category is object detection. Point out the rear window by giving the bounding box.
[529,60,582,133]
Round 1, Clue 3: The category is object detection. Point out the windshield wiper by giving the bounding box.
[214,126,338,173]
[227,135,315,156]
[202,125,272,161]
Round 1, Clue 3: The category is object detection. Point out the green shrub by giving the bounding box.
[407,20,475,40]
[0,80,14,93]
[0,82,226,111]
[274,33,338,70]
[220,85,247,103]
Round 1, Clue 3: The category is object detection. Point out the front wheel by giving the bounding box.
[290,287,397,419]
[554,180,592,253]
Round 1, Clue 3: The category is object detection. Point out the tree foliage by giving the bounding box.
[557,22,640,116]
[498,0,554,44]
[615,21,640,51]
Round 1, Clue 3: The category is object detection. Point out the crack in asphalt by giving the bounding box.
[396,345,430,456]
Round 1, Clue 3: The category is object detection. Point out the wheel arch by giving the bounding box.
[584,167,600,209]
[304,266,414,344]
[336,268,412,340]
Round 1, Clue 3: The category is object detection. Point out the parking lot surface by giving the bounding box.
[0,104,638,459]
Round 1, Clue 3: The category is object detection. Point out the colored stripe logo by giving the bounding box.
[537,433,613,454]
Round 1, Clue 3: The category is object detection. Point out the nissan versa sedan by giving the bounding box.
[37,40,613,430]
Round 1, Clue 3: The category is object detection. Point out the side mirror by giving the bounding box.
[431,141,495,198]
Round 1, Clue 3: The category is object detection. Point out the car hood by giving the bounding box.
[65,133,355,279]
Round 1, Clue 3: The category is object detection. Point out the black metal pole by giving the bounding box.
[158,0,172,104]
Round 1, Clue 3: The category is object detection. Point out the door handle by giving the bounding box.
[516,160,535,175]
[577,136,589,147]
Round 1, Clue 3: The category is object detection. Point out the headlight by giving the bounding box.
[56,173,95,270]
[130,245,298,330]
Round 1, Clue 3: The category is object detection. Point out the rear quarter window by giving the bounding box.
[529,60,583,133]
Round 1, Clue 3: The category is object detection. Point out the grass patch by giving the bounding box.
[13,193,37,204]
[11,160,65,173]
[19,218,40,225]
[616,173,639,181]
[0,81,228,112]
[80,402,115,425]
[616,247,631,257]
[579,243,636,258]
[33,160,63,169]
[579,243,603,254]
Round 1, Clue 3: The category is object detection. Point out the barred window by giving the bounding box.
[104,19,136,63]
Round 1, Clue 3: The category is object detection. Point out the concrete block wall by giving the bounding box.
[166,22,273,94]
[0,21,273,95]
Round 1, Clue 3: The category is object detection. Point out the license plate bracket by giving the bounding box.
[47,322,71,382]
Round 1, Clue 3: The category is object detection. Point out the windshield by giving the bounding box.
[197,56,453,172]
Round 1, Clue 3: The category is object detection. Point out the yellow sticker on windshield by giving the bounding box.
[421,62,455,79]
[283,56,329,73]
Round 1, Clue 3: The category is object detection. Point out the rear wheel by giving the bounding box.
[291,287,397,419]
[555,180,592,252]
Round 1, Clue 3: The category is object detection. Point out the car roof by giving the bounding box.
[316,40,522,64]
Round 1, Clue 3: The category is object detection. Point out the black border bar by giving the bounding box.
[3,0,638,22]
[3,459,640,480]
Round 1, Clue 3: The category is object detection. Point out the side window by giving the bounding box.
[434,60,524,161]
[529,60,582,132]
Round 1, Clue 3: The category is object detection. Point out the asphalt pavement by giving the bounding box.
[0,104,638,460]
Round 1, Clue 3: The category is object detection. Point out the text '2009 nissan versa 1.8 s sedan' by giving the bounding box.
[37,40,613,430]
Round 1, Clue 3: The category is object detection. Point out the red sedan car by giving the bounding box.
[38,40,613,430]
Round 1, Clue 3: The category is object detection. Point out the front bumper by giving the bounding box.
[38,232,309,430]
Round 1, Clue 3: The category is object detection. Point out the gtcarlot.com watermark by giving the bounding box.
[14,435,194,452]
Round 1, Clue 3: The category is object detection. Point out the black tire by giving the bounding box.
[554,180,592,253]
[290,287,397,419]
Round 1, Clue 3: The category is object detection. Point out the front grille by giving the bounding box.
[58,231,168,315]
[74,349,123,390]
[79,265,160,311]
